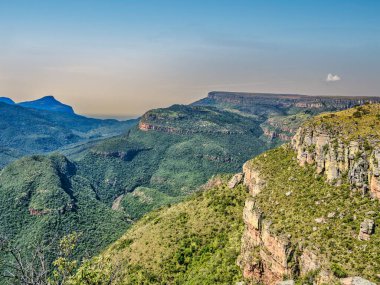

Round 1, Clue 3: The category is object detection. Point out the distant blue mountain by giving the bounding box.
[0,97,15,105]
[19,95,75,114]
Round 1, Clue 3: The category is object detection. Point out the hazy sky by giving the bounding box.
[0,0,379,117]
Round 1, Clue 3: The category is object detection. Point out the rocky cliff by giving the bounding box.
[291,104,380,200]
[193,92,380,143]
[237,104,380,285]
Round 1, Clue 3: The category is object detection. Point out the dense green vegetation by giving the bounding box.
[0,154,129,285]
[247,146,380,282]
[75,105,274,220]
[72,176,247,285]
[0,102,136,167]
[2,94,379,284]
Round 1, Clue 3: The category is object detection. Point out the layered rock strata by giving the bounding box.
[291,125,380,200]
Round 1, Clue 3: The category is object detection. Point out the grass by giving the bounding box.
[74,176,248,285]
[305,103,380,142]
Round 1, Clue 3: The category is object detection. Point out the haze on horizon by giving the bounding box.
[0,0,379,117]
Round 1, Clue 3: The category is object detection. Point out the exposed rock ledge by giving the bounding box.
[238,195,331,285]
[238,161,375,285]
[291,125,380,200]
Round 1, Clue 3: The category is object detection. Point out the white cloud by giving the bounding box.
[326,73,341,82]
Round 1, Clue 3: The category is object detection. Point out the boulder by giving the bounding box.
[358,219,375,241]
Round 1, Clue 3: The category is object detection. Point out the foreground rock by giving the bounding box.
[291,105,380,200]
[340,277,376,285]
[358,219,375,241]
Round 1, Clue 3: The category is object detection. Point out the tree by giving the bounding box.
[0,235,51,285]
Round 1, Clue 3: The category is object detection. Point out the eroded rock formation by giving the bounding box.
[291,124,380,200]
[238,116,379,284]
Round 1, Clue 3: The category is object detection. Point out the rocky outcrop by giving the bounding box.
[91,148,149,161]
[29,208,50,216]
[242,162,266,196]
[238,162,376,284]
[238,109,380,284]
[139,122,180,133]
[228,173,244,189]
[238,195,326,285]
[238,198,295,285]
[237,154,373,285]
[261,127,293,141]
[291,125,380,200]
[112,194,124,211]
[139,120,244,135]
[358,219,375,241]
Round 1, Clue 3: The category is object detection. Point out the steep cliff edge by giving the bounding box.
[239,104,380,285]
[291,104,380,200]
[193,91,380,143]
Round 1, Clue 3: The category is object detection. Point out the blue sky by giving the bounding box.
[0,0,379,116]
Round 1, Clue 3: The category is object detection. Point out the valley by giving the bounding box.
[69,102,380,285]
[0,93,379,285]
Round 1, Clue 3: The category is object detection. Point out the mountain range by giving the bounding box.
[0,96,137,167]
[68,103,380,285]
[0,92,379,285]
[0,95,75,114]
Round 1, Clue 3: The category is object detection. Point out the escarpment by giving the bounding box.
[238,198,297,285]
[291,104,380,200]
[238,104,380,285]
[239,160,336,285]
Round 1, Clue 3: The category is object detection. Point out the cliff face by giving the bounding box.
[239,163,332,285]
[137,104,263,135]
[291,106,380,200]
[201,91,380,111]
[238,105,380,285]
[193,92,380,144]
[238,198,296,284]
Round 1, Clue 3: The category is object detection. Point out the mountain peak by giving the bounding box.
[0,97,15,105]
[40,95,56,100]
[19,95,75,114]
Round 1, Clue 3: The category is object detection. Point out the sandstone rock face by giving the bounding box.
[239,117,379,284]
[261,127,293,142]
[340,277,376,285]
[239,197,294,285]
[358,219,375,241]
[291,125,380,200]
[299,249,321,276]
[243,162,266,196]
[228,173,244,189]
[239,166,328,285]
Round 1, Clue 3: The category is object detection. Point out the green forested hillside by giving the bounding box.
[0,154,129,284]
[75,104,273,220]
[72,176,247,285]
[0,102,136,167]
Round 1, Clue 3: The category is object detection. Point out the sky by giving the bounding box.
[0,0,379,117]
